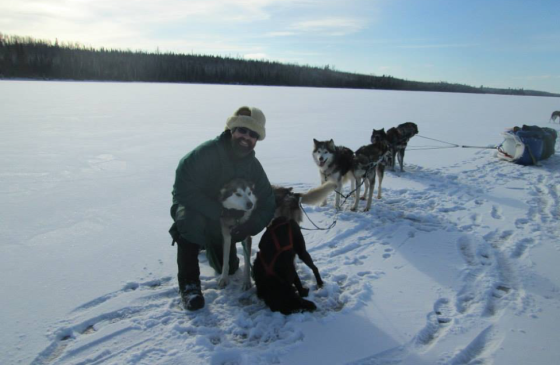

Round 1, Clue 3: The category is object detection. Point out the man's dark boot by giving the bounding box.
[177,238,205,311]
[180,282,205,311]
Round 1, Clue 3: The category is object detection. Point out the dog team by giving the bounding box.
[169,106,417,314]
[313,121,419,211]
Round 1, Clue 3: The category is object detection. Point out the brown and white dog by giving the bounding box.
[218,178,257,290]
[253,182,335,314]
[352,141,389,211]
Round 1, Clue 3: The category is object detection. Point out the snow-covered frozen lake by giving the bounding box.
[1,80,559,364]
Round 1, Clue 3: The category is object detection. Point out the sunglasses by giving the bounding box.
[235,127,260,140]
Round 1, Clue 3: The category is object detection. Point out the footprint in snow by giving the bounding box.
[457,236,476,266]
[515,218,529,228]
[491,205,503,220]
[414,298,455,348]
[483,230,514,249]
[448,325,503,365]
[470,213,482,225]
[476,246,493,266]
[511,238,536,258]
[382,248,393,259]
[343,257,364,265]
[433,298,454,324]
[71,277,173,313]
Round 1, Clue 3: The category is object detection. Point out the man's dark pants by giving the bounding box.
[176,236,240,289]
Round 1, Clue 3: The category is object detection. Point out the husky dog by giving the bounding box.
[352,142,389,211]
[551,111,560,124]
[370,128,388,144]
[218,178,257,290]
[253,182,335,314]
[312,139,355,209]
[385,122,419,172]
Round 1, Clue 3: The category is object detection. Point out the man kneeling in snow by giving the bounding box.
[169,106,275,311]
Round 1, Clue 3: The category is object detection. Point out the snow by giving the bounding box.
[1,80,559,365]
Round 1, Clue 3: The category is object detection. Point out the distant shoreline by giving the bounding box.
[2,77,560,99]
[2,35,559,98]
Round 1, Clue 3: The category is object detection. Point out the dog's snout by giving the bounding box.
[246,201,253,209]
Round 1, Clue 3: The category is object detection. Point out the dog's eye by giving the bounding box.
[236,193,242,197]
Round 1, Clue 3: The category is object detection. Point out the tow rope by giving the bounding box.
[407,135,498,151]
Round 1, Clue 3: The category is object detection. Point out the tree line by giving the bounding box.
[0,34,557,97]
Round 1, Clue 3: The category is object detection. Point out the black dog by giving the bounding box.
[372,122,418,172]
[253,184,332,314]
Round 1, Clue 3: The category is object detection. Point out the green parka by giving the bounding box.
[170,131,276,250]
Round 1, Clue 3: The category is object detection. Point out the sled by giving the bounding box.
[497,125,557,165]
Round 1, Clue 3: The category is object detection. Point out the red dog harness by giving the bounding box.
[257,219,294,278]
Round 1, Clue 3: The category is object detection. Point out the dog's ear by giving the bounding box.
[313,138,319,147]
[327,139,335,150]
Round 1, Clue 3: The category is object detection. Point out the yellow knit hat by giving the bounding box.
[226,106,266,141]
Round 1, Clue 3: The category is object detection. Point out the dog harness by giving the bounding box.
[257,219,294,278]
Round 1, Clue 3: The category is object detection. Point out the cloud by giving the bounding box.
[0,0,296,51]
[0,0,372,64]
[0,0,294,35]
[243,53,269,60]
[264,31,297,37]
[396,43,478,49]
[290,17,367,36]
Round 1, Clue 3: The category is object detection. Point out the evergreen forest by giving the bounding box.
[1,34,557,97]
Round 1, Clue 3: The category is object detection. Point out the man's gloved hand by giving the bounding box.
[231,222,252,242]
[222,208,245,219]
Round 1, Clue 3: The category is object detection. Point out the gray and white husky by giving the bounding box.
[312,139,355,209]
[551,111,560,124]
[218,178,257,290]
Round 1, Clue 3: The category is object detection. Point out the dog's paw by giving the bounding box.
[241,280,253,291]
[301,299,317,312]
[298,287,310,297]
[218,275,229,288]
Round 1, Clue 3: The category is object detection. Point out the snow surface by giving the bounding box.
[1,80,559,365]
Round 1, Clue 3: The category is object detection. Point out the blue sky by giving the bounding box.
[1,0,559,93]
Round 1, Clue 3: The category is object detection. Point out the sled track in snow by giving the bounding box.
[347,148,560,364]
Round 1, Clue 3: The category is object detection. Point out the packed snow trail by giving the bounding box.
[346,148,560,365]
